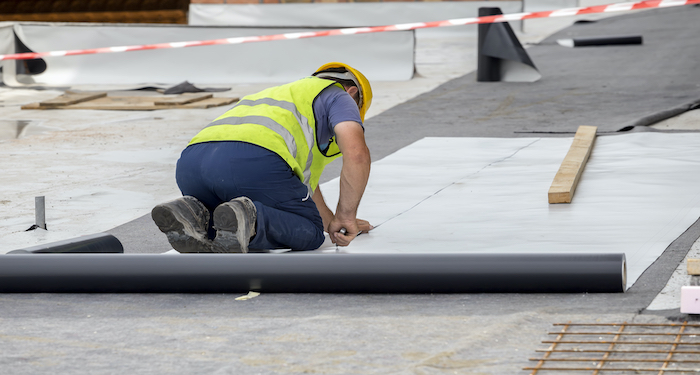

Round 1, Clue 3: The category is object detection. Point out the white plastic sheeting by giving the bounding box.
[188,2,524,37]
[0,23,13,54]
[2,23,414,86]
[317,133,700,290]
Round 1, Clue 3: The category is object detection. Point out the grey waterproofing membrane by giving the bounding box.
[314,134,700,291]
[361,6,700,140]
[2,2,700,373]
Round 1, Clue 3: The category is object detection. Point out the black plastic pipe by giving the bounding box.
[559,35,643,47]
[7,233,123,254]
[0,253,626,293]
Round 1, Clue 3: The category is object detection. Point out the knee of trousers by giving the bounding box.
[293,227,326,251]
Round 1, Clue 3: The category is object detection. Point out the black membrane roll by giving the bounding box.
[0,253,626,293]
[7,233,123,254]
[573,35,643,46]
[558,35,643,47]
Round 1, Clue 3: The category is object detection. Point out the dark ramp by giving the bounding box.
[364,5,700,156]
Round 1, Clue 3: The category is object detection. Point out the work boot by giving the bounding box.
[212,196,257,253]
[151,196,214,253]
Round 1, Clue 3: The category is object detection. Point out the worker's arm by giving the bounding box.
[312,187,335,233]
[327,120,371,247]
[313,187,374,234]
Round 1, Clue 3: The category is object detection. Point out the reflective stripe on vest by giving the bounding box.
[206,115,299,158]
[188,77,341,193]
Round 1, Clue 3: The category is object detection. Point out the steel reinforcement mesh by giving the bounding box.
[526,322,700,374]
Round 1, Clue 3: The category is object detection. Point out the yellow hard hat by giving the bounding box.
[314,62,373,122]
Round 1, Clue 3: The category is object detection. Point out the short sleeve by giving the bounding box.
[313,84,363,150]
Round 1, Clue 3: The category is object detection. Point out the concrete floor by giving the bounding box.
[1,3,700,374]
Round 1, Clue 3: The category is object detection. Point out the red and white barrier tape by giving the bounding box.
[1,0,698,61]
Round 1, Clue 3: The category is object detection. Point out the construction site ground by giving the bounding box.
[1,3,700,374]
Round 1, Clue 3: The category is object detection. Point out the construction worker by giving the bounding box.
[151,62,373,253]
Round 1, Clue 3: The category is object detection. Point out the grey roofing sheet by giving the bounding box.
[363,6,700,152]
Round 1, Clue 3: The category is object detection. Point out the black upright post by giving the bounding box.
[477,7,503,82]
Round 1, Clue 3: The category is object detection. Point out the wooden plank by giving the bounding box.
[67,96,165,110]
[688,259,700,275]
[20,102,42,110]
[22,95,239,111]
[38,92,107,108]
[180,97,239,109]
[548,125,598,204]
[154,93,213,106]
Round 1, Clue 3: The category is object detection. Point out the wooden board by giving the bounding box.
[39,92,107,108]
[177,97,239,109]
[154,93,213,106]
[688,259,700,275]
[22,94,238,111]
[548,125,598,204]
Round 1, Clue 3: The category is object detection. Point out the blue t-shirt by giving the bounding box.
[313,84,363,153]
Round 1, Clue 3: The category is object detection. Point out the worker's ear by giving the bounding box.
[345,86,360,106]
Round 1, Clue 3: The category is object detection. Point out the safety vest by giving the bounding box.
[188,77,344,193]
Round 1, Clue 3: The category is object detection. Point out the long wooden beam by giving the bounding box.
[548,125,598,204]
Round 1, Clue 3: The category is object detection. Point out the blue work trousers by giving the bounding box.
[175,141,325,251]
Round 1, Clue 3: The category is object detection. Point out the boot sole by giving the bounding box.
[151,204,213,253]
[213,202,249,253]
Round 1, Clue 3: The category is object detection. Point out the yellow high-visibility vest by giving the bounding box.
[188,77,344,193]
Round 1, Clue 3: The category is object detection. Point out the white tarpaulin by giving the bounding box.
[2,23,414,86]
[188,2,524,37]
[317,133,700,290]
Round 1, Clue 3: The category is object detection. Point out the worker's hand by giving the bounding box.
[356,218,374,234]
[329,217,360,247]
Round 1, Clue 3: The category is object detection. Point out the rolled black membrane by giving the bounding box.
[476,7,538,82]
[6,233,123,254]
[0,253,626,293]
[570,35,643,47]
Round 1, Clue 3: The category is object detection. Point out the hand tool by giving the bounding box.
[336,228,346,252]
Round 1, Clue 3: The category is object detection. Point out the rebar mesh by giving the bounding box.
[526,322,700,374]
